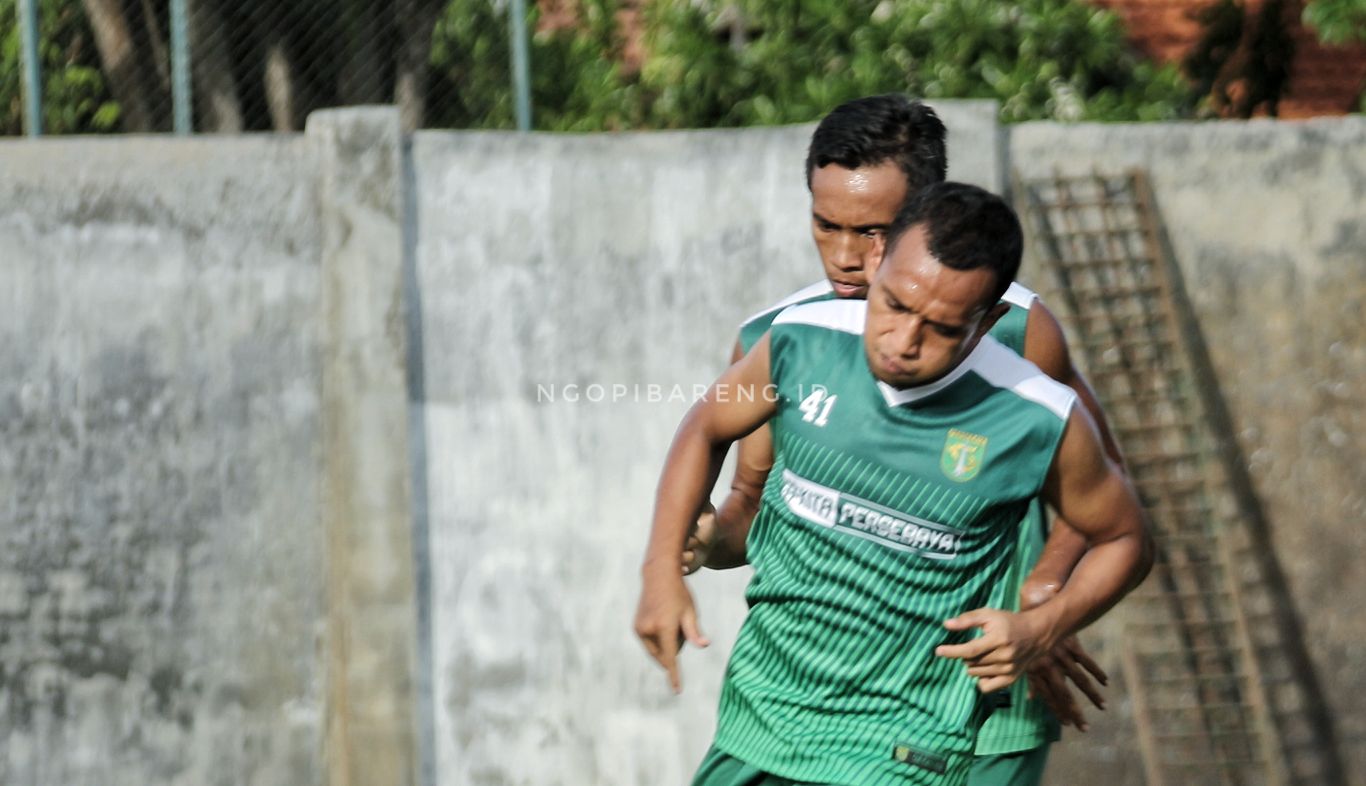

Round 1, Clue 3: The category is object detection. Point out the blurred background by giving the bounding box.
[3,0,1366,136]
[1,2,1364,786]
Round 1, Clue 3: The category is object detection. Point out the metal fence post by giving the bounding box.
[509,0,532,131]
[170,0,193,134]
[18,0,41,136]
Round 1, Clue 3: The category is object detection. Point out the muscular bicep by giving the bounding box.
[1041,407,1143,546]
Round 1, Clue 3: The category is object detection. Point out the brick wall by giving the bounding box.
[1094,0,1366,116]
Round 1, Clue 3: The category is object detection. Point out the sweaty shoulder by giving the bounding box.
[971,336,1076,421]
[737,280,836,354]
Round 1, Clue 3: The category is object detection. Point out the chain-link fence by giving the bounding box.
[7,0,1237,137]
[14,0,1351,138]
[1,0,578,135]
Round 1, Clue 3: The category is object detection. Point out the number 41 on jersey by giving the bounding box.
[799,388,838,427]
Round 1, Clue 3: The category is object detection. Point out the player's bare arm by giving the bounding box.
[1022,301,1128,592]
[681,428,768,572]
[635,335,778,693]
[681,339,770,574]
[935,404,1153,693]
[1019,300,1132,725]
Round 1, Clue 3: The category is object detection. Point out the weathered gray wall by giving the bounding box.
[0,137,327,785]
[4,105,1362,786]
[1010,117,1366,785]
[310,109,421,786]
[410,101,1001,786]
[0,111,421,786]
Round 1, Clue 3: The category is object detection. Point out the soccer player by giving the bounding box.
[685,94,1127,784]
[635,183,1151,786]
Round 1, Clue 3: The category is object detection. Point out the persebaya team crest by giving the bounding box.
[941,429,988,482]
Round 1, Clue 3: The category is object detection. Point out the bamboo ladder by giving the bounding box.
[1011,169,1340,785]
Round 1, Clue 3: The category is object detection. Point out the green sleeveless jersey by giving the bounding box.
[738,280,836,354]
[737,281,1063,754]
[713,299,1075,785]
[975,282,1062,755]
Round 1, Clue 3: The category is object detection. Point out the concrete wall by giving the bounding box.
[310,110,421,786]
[0,136,327,785]
[2,105,1362,786]
[409,100,1001,786]
[1010,117,1366,785]
[0,111,420,786]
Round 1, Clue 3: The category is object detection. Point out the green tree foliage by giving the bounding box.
[0,0,118,134]
[3,0,1197,135]
[640,0,1198,126]
[1304,0,1366,44]
[427,0,640,130]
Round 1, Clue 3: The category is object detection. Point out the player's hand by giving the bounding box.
[934,608,1053,693]
[1017,580,1109,730]
[681,502,717,576]
[1025,635,1108,731]
[633,568,710,693]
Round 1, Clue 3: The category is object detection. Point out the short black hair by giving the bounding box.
[884,182,1023,304]
[806,95,948,193]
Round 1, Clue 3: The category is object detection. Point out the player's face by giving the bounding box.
[864,225,1004,389]
[809,162,908,299]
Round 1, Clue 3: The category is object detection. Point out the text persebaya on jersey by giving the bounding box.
[779,469,963,559]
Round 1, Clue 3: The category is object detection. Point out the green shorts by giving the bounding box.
[691,746,801,786]
[692,744,979,786]
[966,744,1051,786]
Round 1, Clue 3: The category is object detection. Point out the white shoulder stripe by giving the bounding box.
[771,298,865,335]
[741,280,834,327]
[1002,281,1039,309]
[972,337,1076,420]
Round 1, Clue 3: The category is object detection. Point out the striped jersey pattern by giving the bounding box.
[712,299,1074,785]
[738,280,1062,756]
